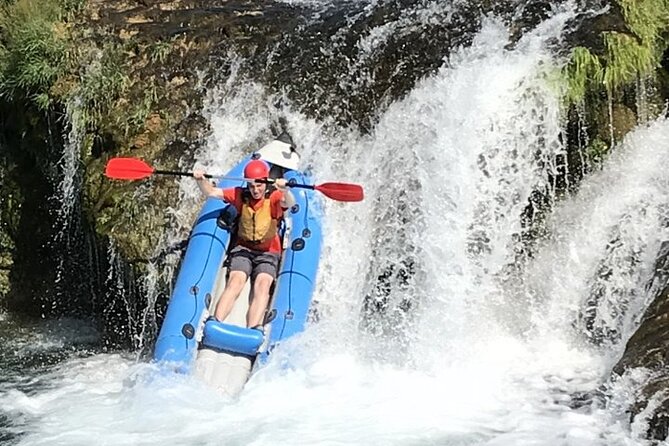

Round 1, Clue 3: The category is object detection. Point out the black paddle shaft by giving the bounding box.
[153,169,315,190]
[154,169,214,179]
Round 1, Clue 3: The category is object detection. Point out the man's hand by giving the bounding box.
[274,178,288,190]
[193,168,206,181]
[193,167,221,199]
[276,178,296,208]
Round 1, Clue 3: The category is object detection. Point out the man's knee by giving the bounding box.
[226,271,248,289]
[253,273,273,291]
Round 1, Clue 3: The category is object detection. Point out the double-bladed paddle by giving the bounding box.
[104,157,364,202]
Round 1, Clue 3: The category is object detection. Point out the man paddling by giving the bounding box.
[193,159,296,330]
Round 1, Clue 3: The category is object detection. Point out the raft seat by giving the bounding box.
[201,319,264,357]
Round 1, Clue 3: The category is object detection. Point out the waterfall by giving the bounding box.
[527,119,669,354]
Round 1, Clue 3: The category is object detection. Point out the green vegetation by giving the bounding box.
[127,83,159,134]
[601,32,656,90]
[0,0,173,137]
[564,47,603,104]
[563,0,669,102]
[585,136,609,165]
[559,0,669,176]
[0,160,19,298]
[149,39,172,64]
[69,42,130,132]
[618,0,669,45]
[0,0,187,269]
[0,0,68,108]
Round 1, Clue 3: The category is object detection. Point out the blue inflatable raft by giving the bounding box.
[153,133,323,394]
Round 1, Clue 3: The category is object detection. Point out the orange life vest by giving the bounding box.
[237,197,278,245]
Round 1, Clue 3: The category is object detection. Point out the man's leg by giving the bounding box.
[247,251,280,328]
[213,246,252,322]
[213,270,248,321]
[247,272,273,328]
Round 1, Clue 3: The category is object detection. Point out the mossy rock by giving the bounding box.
[594,103,637,144]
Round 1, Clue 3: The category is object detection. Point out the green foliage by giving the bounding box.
[0,160,20,297]
[59,0,85,14]
[149,40,172,64]
[71,42,130,131]
[69,41,168,137]
[0,0,68,108]
[618,0,669,45]
[0,159,21,239]
[562,0,669,103]
[602,32,656,90]
[564,47,603,103]
[126,84,158,134]
[0,0,171,138]
[586,136,609,165]
[601,0,669,90]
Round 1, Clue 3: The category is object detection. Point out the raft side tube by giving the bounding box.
[259,181,323,361]
[153,225,228,365]
[154,161,251,368]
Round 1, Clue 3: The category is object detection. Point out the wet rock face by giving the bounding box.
[88,0,578,132]
[90,0,528,129]
[0,103,67,317]
[75,0,311,266]
[76,2,529,278]
[0,99,117,321]
[77,0,614,246]
[80,0,585,349]
[560,0,631,56]
[613,241,669,441]
[254,0,525,130]
[88,0,299,36]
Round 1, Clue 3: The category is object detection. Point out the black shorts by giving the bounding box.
[228,245,281,280]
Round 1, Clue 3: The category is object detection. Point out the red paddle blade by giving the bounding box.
[105,158,155,180]
[315,182,364,202]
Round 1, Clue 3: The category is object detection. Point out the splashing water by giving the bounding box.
[50,100,84,310]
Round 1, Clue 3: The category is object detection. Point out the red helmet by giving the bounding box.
[243,159,269,179]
